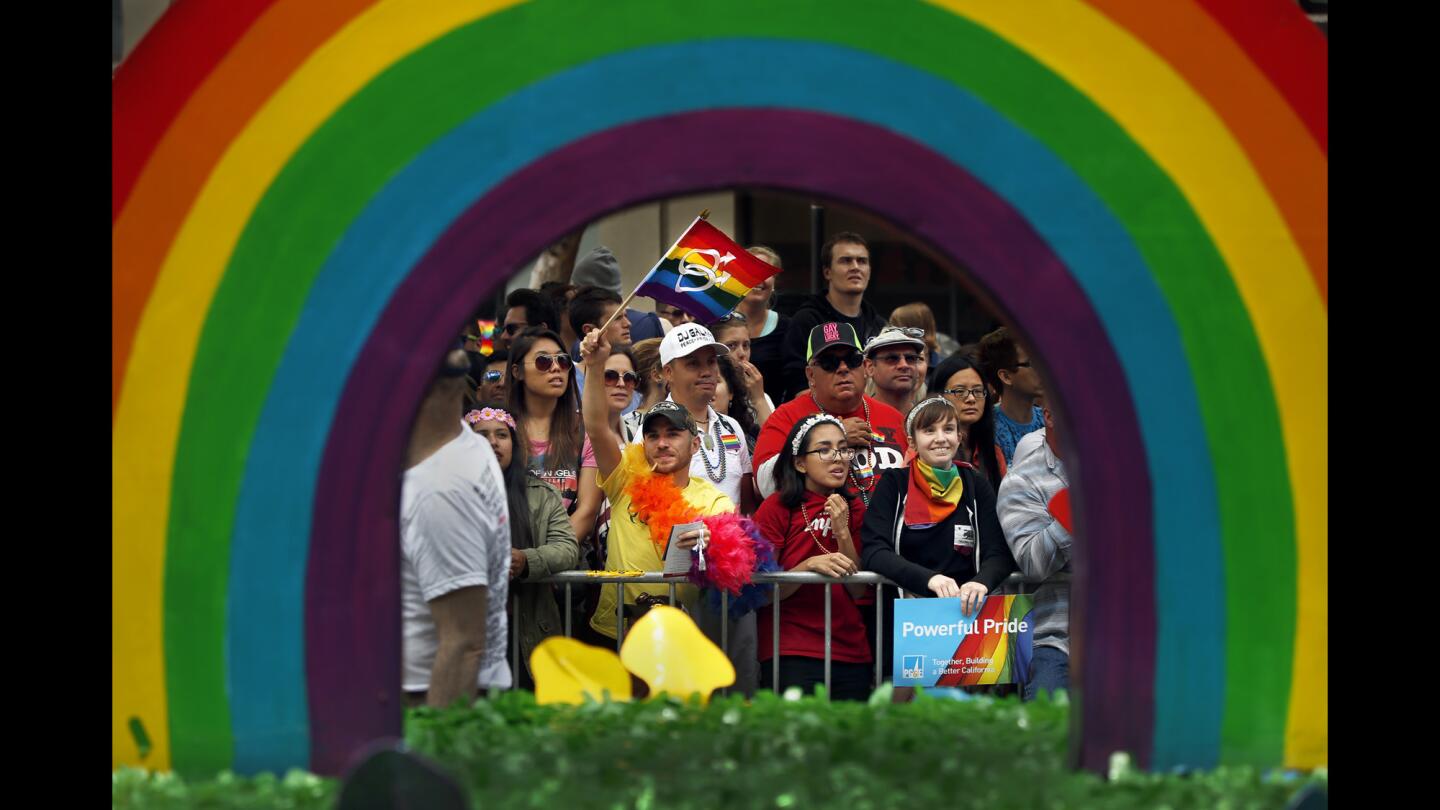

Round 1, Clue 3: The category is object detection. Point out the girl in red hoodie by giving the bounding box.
[754,414,872,700]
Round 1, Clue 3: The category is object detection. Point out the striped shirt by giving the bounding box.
[996,429,1071,655]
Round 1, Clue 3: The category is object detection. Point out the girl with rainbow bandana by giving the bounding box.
[860,398,1018,683]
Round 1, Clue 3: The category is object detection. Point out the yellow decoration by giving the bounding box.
[620,606,734,704]
[529,637,633,705]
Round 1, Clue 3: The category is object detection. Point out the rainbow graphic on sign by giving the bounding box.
[113,0,1326,778]
[894,595,1035,687]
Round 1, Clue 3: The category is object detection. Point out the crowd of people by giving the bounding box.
[400,232,1073,707]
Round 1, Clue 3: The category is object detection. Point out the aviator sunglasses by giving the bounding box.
[604,369,641,388]
[530,353,573,372]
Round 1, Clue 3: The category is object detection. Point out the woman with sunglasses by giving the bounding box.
[620,337,667,439]
[464,403,579,690]
[860,397,1018,686]
[755,414,872,700]
[932,354,1005,490]
[506,328,601,545]
[584,346,642,571]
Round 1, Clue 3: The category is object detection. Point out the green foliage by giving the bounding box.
[114,692,1326,809]
[112,766,336,809]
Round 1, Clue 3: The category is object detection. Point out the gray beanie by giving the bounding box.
[571,246,623,295]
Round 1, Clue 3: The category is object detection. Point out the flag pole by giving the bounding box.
[595,210,708,334]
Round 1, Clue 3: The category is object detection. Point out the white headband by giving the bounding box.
[791,413,846,456]
[905,397,955,436]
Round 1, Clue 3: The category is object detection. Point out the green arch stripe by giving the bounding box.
[163,0,1293,771]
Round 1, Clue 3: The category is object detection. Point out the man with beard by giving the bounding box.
[578,329,732,646]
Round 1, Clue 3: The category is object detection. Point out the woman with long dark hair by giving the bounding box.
[754,414,871,700]
[465,403,579,690]
[714,353,762,451]
[931,353,1004,489]
[507,327,601,542]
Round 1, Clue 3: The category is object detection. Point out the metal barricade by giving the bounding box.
[510,569,1070,698]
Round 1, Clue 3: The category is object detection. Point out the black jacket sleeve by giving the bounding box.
[860,469,938,596]
[969,471,1018,591]
[780,308,822,398]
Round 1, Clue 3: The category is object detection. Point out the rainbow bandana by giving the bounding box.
[904,459,964,528]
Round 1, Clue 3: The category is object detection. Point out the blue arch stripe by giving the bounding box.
[226,39,1222,771]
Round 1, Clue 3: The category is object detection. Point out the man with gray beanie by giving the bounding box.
[570,246,667,344]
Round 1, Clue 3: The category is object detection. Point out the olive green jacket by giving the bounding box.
[514,477,580,677]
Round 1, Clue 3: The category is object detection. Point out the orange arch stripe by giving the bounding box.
[1087,0,1326,303]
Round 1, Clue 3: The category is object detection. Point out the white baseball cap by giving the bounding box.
[659,322,731,366]
[863,326,927,356]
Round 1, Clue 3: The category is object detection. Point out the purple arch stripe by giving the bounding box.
[306,110,1156,774]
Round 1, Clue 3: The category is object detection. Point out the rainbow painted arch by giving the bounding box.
[112,0,1327,777]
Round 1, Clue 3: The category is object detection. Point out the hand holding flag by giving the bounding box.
[635,215,782,324]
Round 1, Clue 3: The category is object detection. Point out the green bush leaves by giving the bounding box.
[114,691,1325,809]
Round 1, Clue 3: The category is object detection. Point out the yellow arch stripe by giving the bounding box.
[935,0,1326,767]
[111,0,523,771]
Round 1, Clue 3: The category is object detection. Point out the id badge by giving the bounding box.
[954,524,976,552]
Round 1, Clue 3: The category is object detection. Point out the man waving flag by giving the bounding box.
[637,216,783,324]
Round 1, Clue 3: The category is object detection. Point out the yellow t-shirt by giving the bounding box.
[589,451,735,640]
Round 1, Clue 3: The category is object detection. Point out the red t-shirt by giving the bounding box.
[754,490,871,664]
[753,394,909,502]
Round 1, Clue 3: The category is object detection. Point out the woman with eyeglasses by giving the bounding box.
[860,397,1018,686]
[464,403,579,690]
[506,327,602,545]
[755,414,872,700]
[931,354,1005,490]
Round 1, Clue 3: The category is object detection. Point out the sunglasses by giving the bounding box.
[481,370,504,383]
[811,351,865,373]
[530,353,573,372]
[603,369,640,388]
[502,322,528,336]
[874,352,923,366]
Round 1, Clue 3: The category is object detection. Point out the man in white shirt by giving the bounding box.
[400,348,512,705]
[633,323,757,513]
[628,323,759,694]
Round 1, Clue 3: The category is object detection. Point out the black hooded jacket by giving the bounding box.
[779,292,890,399]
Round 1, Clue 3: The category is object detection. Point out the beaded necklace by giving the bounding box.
[798,500,837,555]
[694,407,727,484]
[808,392,876,507]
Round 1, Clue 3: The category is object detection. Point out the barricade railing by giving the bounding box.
[509,570,1071,698]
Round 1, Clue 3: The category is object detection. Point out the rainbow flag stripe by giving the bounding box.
[636,218,781,323]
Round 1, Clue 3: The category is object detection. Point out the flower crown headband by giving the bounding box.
[791,414,846,456]
[464,407,516,429]
[905,397,954,437]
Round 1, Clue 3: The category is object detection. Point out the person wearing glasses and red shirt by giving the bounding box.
[506,327,602,546]
[754,322,910,503]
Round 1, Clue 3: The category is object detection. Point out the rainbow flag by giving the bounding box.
[636,217,782,323]
[720,431,742,452]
